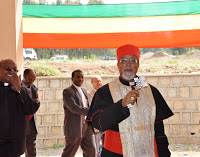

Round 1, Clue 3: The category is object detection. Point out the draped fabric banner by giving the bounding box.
[23,0,200,48]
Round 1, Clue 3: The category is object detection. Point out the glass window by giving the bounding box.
[25,50,32,54]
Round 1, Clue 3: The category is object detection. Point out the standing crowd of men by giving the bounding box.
[0,44,173,157]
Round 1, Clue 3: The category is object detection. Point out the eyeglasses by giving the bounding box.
[4,67,19,73]
[119,58,138,64]
[93,81,102,83]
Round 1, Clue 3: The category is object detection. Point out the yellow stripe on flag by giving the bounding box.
[23,14,200,34]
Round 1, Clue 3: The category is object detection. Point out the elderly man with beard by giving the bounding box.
[87,44,173,157]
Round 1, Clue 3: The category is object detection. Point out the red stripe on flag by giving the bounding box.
[23,29,200,48]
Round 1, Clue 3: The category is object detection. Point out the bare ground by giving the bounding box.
[21,144,200,157]
[24,52,200,76]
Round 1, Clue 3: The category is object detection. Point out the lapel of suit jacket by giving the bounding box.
[30,84,37,99]
[71,85,84,107]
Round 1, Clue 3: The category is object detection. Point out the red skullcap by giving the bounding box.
[117,44,140,61]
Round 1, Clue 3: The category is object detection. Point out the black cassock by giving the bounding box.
[87,77,173,157]
[0,81,40,157]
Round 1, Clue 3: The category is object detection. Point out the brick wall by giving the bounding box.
[34,74,200,148]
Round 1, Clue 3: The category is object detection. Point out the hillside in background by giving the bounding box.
[24,51,200,76]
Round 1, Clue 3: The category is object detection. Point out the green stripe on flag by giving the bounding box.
[23,0,200,18]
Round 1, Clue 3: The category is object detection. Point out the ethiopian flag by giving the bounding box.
[23,0,200,49]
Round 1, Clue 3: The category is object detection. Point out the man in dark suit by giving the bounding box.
[0,59,40,157]
[61,69,96,157]
[22,69,39,157]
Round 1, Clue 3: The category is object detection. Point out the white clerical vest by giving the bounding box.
[109,78,156,157]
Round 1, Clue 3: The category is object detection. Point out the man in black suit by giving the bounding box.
[61,69,96,157]
[22,69,39,157]
[0,59,40,157]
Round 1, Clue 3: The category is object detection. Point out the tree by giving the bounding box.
[56,0,62,5]
[23,0,37,4]
[166,48,189,55]
[39,0,47,5]
[140,48,164,54]
[88,0,104,4]
[64,0,82,5]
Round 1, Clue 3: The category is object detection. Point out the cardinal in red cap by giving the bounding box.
[87,43,173,157]
[117,44,140,61]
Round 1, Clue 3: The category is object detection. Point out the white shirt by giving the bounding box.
[73,84,88,108]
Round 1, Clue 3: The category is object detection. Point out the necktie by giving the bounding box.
[79,89,88,108]
[28,88,34,120]
[79,89,88,120]
[28,89,31,96]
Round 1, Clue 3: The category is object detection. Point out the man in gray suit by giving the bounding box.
[61,69,96,157]
[22,69,39,157]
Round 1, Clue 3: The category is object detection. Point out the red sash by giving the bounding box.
[104,130,159,156]
[104,130,123,155]
[154,138,159,157]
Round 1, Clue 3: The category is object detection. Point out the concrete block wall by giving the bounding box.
[33,74,200,148]
[146,74,200,144]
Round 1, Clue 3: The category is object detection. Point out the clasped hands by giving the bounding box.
[122,90,140,108]
[33,94,40,104]
[10,73,21,92]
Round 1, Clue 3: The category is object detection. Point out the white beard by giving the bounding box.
[122,71,135,81]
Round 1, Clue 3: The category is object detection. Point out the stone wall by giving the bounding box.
[34,74,200,148]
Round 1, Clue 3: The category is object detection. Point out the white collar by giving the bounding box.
[73,84,82,91]
[4,83,9,86]
[129,82,135,86]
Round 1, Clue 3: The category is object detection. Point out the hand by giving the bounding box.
[10,73,21,92]
[33,94,40,104]
[122,90,140,108]
[94,128,99,133]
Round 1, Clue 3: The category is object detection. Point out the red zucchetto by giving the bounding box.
[117,44,140,61]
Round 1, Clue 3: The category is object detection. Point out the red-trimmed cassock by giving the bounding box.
[87,77,173,157]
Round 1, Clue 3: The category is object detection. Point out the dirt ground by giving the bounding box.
[21,144,200,157]
[24,51,200,76]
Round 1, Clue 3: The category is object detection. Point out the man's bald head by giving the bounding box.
[0,59,18,83]
[23,69,36,88]
[0,58,17,67]
[91,76,102,90]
